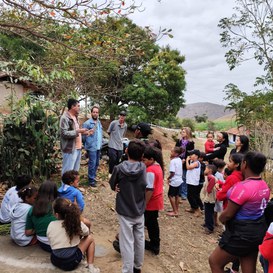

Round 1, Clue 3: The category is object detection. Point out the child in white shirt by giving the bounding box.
[167,147,183,217]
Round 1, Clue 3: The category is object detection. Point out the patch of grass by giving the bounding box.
[0,223,10,235]
[195,120,237,131]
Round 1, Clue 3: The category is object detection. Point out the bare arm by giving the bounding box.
[219,200,241,225]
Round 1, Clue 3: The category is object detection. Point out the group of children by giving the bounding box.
[1,130,272,273]
[166,132,248,237]
[0,172,100,273]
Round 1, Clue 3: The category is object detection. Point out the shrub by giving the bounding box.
[0,96,60,185]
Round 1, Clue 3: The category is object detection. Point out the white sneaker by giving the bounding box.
[88,264,100,273]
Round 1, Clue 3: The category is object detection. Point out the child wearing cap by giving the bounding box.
[185,149,202,216]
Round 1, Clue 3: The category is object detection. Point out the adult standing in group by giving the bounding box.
[230,135,249,155]
[175,127,195,200]
[60,98,88,175]
[107,111,127,175]
[225,135,249,273]
[132,122,153,141]
[209,151,270,273]
[82,106,103,187]
[204,131,229,163]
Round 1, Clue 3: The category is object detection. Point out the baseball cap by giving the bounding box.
[188,149,201,157]
[132,122,152,136]
[119,111,127,116]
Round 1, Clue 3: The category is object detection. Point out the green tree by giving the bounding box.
[181,118,195,132]
[224,84,273,157]
[122,46,186,123]
[194,114,208,123]
[219,0,273,87]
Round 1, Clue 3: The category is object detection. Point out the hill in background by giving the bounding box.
[176,102,235,121]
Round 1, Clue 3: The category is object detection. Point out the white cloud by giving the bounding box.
[129,0,264,105]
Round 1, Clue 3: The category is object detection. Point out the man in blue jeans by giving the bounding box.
[60,98,88,175]
[82,106,103,187]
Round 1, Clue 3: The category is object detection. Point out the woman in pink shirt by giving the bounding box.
[209,151,270,273]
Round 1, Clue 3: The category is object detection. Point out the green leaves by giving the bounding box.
[0,95,60,184]
[219,0,273,86]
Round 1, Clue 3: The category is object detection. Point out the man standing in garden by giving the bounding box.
[107,111,127,176]
[82,106,103,187]
[60,98,88,175]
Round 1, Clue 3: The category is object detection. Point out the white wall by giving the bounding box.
[0,81,24,113]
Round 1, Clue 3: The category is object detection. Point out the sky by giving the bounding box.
[129,0,262,106]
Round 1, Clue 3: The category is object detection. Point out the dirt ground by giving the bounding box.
[0,127,264,273]
[79,127,263,273]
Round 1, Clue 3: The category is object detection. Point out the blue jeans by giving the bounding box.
[62,149,81,175]
[179,169,187,199]
[88,150,100,185]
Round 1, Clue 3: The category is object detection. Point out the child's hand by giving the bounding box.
[214,147,220,151]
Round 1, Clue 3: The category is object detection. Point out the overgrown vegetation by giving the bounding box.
[0,96,60,185]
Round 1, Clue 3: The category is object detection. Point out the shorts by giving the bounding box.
[219,217,267,257]
[50,247,83,271]
[168,185,180,197]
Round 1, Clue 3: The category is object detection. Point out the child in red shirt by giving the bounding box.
[205,132,215,154]
[143,146,164,255]
[216,153,244,209]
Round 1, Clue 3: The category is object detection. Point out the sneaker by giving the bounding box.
[89,183,97,188]
[113,240,120,253]
[88,265,100,273]
[133,268,141,273]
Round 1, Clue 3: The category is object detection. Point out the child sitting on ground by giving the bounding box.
[167,147,183,217]
[10,185,38,246]
[0,174,32,223]
[143,146,164,255]
[58,170,91,228]
[47,198,100,273]
[201,164,217,234]
[25,180,57,252]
